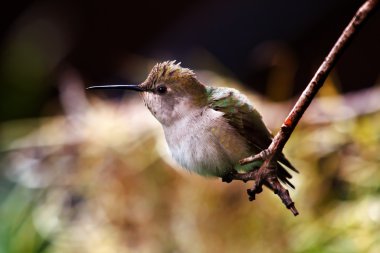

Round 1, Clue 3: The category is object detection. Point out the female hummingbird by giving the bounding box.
[87,61,297,188]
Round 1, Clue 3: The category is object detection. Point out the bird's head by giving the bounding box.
[87,61,207,126]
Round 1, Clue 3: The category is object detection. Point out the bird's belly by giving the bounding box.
[164,113,251,177]
[167,131,233,176]
[170,135,234,176]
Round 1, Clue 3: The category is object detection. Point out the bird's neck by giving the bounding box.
[164,106,204,128]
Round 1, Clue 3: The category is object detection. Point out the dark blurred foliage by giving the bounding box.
[1,0,379,121]
[0,0,380,252]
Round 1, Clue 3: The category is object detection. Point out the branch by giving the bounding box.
[235,0,379,216]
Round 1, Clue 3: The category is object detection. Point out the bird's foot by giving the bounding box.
[221,150,298,216]
[221,169,257,184]
[239,149,271,165]
[246,161,298,215]
[241,151,299,216]
[221,169,238,183]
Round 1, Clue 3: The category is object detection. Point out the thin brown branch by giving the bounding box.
[237,0,379,216]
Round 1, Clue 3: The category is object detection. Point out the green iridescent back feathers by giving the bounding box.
[207,86,298,188]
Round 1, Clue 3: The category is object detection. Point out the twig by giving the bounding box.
[238,0,379,216]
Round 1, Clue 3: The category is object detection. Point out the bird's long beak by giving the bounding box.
[86,84,145,92]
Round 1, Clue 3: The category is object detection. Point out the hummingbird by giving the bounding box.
[87,61,297,188]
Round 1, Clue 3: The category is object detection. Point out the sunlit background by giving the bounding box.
[1,0,380,252]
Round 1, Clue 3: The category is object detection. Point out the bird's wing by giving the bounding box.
[207,86,273,152]
[207,86,298,188]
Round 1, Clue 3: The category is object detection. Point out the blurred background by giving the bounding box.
[1,0,380,252]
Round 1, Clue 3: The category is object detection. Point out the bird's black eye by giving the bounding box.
[156,85,167,94]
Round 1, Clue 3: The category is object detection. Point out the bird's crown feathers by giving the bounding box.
[146,61,195,86]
